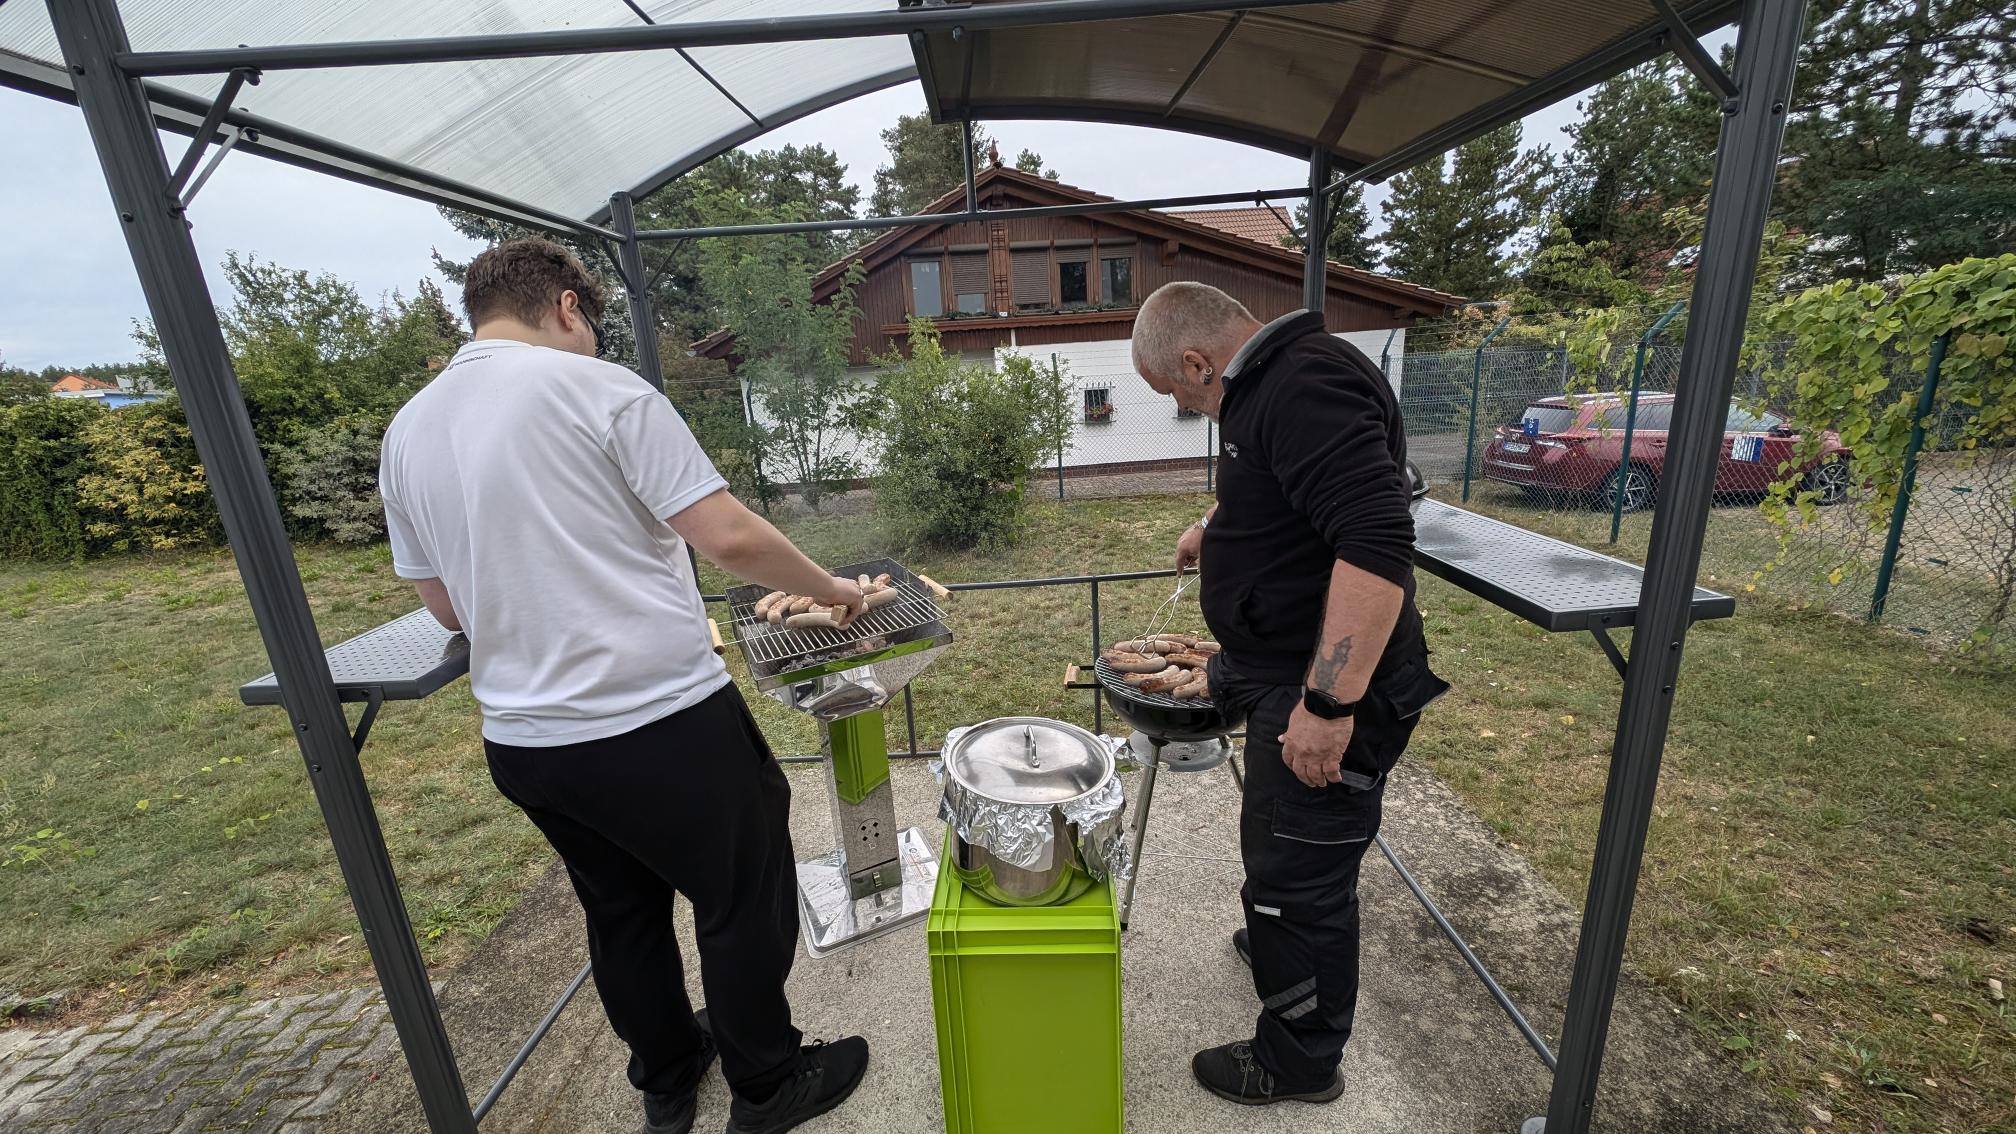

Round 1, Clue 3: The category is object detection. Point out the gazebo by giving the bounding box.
[1,2,1805,1131]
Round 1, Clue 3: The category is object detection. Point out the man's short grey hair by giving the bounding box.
[1131,281,1258,382]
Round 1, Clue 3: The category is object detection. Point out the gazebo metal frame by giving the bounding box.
[31,1,1808,1130]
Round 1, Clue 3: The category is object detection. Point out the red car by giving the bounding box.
[1480,393,1853,513]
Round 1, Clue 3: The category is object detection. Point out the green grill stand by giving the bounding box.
[724,559,953,956]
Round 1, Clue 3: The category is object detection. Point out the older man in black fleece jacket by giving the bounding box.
[1132,281,1448,1107]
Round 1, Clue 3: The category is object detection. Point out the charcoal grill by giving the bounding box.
[725,557,951,956]
[1091,655,1247,928]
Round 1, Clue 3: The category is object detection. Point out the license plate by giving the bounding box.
[1502,442,1531,454]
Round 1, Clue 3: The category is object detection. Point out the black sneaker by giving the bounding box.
[642,1011,718,1134]
[724,1036,870,1134]
[1191,1040,1344,1106]
[1233,928,1251,967]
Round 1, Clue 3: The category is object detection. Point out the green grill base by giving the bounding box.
[928,832,1123,1134]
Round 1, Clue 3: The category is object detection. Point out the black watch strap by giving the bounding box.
[1303,687,1359,720]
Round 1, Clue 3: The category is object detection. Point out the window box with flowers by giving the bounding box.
[1082,386,1117,424]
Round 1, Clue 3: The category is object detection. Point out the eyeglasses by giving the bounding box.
[582,310,608,358]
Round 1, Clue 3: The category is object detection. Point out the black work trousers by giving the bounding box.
[1212,649,1441,1085]
[484,683,801,1100]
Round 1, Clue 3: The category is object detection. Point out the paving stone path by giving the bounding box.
[0,989,398,1134]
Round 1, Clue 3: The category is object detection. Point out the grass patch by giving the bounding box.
[1,493,2010,1133]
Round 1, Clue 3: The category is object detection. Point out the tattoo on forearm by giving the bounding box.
[1308,634,1354,693]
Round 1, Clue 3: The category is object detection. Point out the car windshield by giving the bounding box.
[1511,405,1581,435]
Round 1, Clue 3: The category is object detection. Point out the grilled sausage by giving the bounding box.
[1172,673,1210,700]
[862,588,902,611]
[1165,651,1212,669]
[787,596,816,616]
[1122,665,1183,688]
[1100,649,1169,673]
[874,573,893,587]
[1140,668,1192,694]
[1190,641,1222,655]
[786,610,844,629]
[754,590,787,619]
[1150,633,1201,647]
[1111,639,1178,655]
[857,574,872,589]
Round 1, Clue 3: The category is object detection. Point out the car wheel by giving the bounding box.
[1603,463,1657,514]
[1803,459,1852,505]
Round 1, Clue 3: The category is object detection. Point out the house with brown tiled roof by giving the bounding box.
[50,374,119,396]
[693,164,1458,477]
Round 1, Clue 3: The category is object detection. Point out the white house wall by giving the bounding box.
[737,330,1404,481]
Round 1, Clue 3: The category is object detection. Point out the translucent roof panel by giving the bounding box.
[0,0,1735,234]
[915,0,1737,176]
[0,0,914,227]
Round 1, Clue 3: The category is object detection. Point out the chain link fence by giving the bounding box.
[1394,316,2015,664]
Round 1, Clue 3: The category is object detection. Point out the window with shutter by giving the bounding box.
[950,253,989,314]
[1011,249,1050,310]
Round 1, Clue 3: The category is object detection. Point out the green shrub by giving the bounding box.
[76,400,219,552]
[271,413,391,543]
[864,322,1072,550]
[0,398,103,559]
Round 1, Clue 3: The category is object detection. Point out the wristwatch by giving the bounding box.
[1302,688,1359,720]
[1194,514,1210,530]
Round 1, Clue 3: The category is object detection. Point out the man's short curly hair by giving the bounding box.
[461,238,606,330]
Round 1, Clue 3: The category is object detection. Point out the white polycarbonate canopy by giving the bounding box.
[0,0,916,230]
[1,0,1738,235]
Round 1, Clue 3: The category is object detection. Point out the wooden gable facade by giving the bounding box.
[692,165,1461,367]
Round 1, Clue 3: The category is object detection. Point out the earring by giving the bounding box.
[1202,367,1214,386]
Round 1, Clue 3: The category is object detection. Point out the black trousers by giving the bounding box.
[1212,649,1441,1085]
[484,683,801,1100]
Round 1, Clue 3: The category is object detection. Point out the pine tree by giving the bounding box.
[1779,0,2015,280]
[1284,181,1376,267]
[869,113,1051,216]
[1379,124,1551,298]
[1551,59,1720,284]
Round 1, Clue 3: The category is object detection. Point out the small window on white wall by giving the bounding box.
[1082,386,1115,423]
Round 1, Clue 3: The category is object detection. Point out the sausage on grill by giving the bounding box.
[862,588,902,611]
[1100,649,1169,674]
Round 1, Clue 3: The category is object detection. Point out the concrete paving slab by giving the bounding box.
[324,757,1791,1134]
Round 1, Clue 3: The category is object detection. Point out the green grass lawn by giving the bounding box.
[2,492,2010,1132]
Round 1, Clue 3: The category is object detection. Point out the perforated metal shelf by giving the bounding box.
[239,608,469,706]
[1412,499,1734,632]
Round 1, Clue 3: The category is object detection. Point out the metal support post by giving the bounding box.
[1460,316,1511,502]
[1869,334,1948,622]
[45,2,477,1131]
[609,191,665,392]
[1053,353,1067,499]
[960,118,978,214]
[1089,580,1103,734]
[1534,3,1807,1132]
[1609,300,1686,543]
[1301,146,1331,314]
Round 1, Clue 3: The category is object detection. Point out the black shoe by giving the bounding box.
[724,1036,870,1134]
[1233,928,1251,967]
[1191,1040,1344,1106]
[642,1012,719,1134]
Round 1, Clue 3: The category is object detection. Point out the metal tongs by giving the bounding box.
[1129,568,1196,645]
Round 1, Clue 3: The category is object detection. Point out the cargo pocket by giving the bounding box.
[1341,652,1451,781]
[1270,795,1380,847]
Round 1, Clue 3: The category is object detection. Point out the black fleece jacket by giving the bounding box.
[1199,312,1422,686]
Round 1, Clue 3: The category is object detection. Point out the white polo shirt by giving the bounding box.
[379,339,731,747]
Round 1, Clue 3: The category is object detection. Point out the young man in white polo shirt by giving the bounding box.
[379,239,868,1134]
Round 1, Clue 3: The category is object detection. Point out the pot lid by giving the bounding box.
[944,716,1113,806]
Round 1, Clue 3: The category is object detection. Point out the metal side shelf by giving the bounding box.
[1412,499,1734,633]
[238,608,468,706]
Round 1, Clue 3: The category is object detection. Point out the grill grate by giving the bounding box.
[1094,656,1217,710]
[731,580,945,670]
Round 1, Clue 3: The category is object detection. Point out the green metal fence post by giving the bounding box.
[1609,300,1686,543]
[1460,316,1511,503]
[1379,326,1399,381]
[1869,334,1948,622]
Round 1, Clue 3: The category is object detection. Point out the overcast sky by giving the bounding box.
[2,78,1605,371]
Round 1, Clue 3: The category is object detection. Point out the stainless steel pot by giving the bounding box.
[939,717,1122,906]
